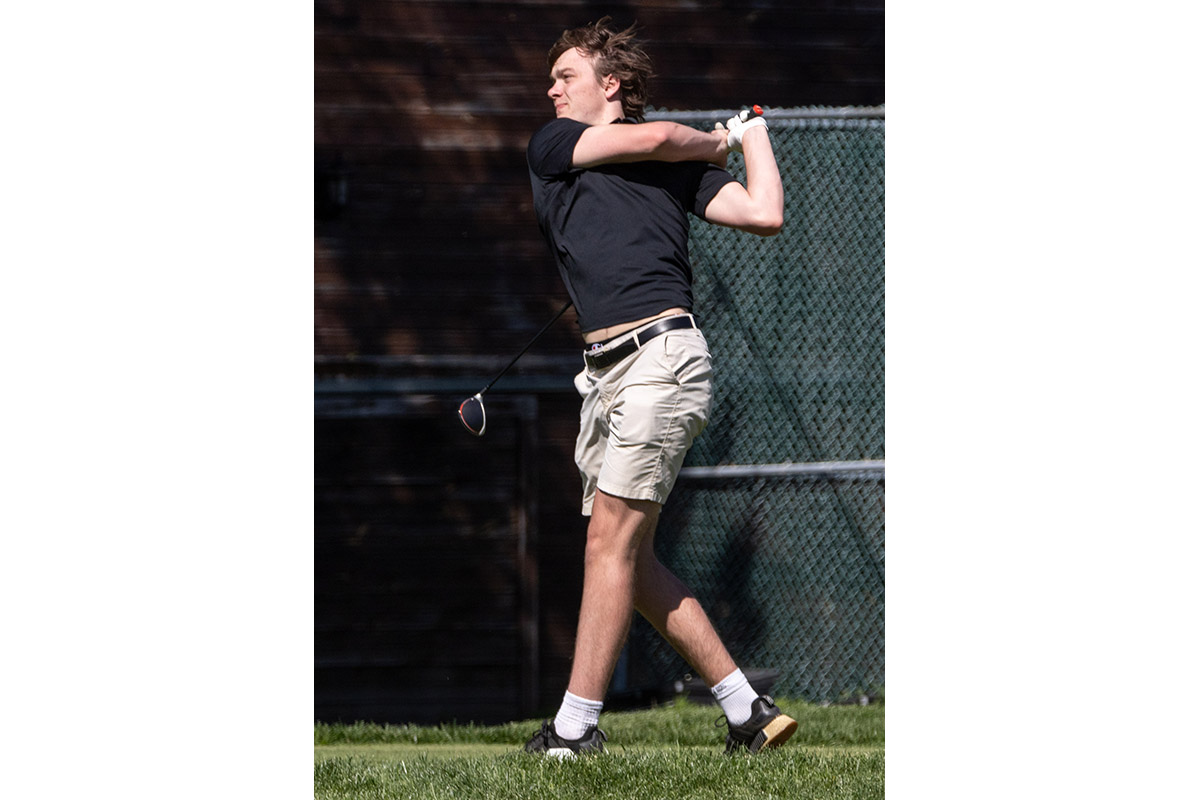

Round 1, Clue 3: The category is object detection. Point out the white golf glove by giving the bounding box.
[719,109,768,153]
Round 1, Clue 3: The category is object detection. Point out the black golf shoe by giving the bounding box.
[720,695,798,754]
[523,720,607,757]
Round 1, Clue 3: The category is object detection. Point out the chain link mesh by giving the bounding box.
[629,108,885,703]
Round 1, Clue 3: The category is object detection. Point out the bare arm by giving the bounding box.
[702,125,784,237]
[571,121,730,169]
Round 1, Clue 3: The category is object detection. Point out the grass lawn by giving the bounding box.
[315,698,883,800]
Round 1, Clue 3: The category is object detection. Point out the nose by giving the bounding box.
[548,81,561,99]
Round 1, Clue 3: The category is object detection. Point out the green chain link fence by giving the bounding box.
[629,107,884,703]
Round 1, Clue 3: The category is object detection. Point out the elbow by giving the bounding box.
[641,124,674,156]
[752,210,784,236]
[648,122,709,161]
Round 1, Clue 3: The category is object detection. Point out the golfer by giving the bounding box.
[523,17,792,756]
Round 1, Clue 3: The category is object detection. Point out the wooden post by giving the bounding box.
[514,396,540,718]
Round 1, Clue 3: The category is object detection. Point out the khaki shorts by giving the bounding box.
[573,319,713,515]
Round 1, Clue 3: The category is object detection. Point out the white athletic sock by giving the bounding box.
[711,668,759,726]
[553,691,604,740]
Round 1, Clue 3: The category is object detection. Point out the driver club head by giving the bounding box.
[458,393,486,436]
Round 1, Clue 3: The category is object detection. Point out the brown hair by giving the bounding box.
[548,16,654,121]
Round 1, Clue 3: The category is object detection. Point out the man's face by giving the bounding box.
[547,47,614,124]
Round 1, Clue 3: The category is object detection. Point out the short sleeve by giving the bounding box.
[527,118,590,179]
[692,164,739,219]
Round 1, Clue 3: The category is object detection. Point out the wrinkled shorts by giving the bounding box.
[574,321,713,515]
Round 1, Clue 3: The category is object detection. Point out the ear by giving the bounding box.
[601,73,621,100]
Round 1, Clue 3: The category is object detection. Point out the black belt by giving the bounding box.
[583,315,697,370]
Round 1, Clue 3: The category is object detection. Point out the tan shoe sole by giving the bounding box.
[751,714,798,753]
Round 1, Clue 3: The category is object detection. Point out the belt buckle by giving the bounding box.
[586,341,605,369]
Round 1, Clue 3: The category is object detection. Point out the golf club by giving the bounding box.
[458,299,573,436]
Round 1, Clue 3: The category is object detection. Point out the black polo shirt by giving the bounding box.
[527,117,736,334]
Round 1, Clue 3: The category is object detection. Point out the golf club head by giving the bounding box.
[458,394,486,436]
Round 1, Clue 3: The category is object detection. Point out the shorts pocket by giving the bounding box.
[660,331,712,384]
[658,332,712,435]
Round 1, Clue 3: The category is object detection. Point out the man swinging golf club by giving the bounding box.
[520,18,794,757]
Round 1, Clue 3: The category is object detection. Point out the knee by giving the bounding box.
[584,492,660,567]
[634,550,663,582]
[632,555,664,606]
[584,519,638,566]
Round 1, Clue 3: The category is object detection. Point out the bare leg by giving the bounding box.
[565,490,661,700]
[633,523,737,687]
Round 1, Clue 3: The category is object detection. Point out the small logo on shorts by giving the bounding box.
[588,343,604,353]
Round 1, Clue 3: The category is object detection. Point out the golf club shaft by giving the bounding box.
[477,300,573,396]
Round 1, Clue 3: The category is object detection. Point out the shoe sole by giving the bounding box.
[532,746,604,758]
[749,714,799,754]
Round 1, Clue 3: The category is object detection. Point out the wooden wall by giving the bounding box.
[314,0,883,724]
